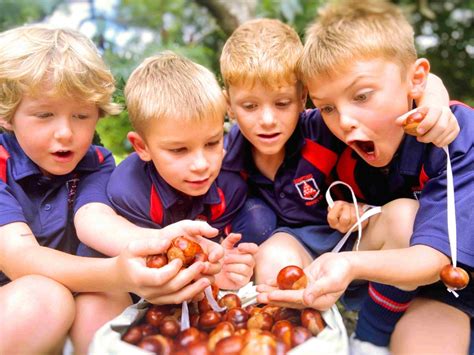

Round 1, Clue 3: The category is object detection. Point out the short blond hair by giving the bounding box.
[0,24,121,124]
[125,51,227,135]
[298,0,417,81]
[220,18,303,89]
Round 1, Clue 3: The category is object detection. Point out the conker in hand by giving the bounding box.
[440,264,470,290]
[146,254,168,269]
[277,265,308,290]
[403,108,428,136]
[167,236,208,267]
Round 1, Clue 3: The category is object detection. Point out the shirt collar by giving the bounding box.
[147,162,221,209]
[2,133,104,181]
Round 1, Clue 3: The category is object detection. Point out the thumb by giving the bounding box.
[126,238,170,257]
[221,233,241,250]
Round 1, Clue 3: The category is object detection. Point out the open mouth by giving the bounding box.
[53,150,72,158]
[258,133,280,139]
[354,140,375,155]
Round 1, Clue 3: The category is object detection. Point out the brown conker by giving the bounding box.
[277,265,308,290]
[167,236,207,267]
[440,264,470,290]
[146,253,168,269]
[403,107,428,136]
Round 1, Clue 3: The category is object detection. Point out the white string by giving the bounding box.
[180,301,190,330]
[204,285,227,312]
[325,181,382,252]
[443,145,459,297]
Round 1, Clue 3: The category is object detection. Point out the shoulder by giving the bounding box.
[108,153,150,195]
[215,170,247,195]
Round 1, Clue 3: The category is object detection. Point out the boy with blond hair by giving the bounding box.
[0,25,225,354]
[220,17,461,354]
[289,0,473,353]
[107,51,259,290]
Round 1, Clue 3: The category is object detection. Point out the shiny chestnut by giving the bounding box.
[440,264,470,290]
[277,265,308,290]
[146,253,168,269]
[301,308,325,335]
[403,107,428,136]
[218,293,242,310]
[167,236,208,267]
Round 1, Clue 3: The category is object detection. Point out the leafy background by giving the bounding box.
[1,0,472,160]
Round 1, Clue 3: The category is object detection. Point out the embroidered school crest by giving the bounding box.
[294,174,320,201]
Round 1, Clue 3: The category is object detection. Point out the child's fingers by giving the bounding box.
[205,243,225,263]
[223,253,255,268]
[150,259,208,290]
[221,233,242,250]
[225,271,249,286]
[222,262,253,279]
[236,242,259,255]
[137,258,183,287]
[256,283,278,293]
[127,237,171,257]
[267,289,305,306]
[146,277,211,305]
[201,260,223,276]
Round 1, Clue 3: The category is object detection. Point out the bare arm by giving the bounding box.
[302,245,450,310]
[74,202,160,256]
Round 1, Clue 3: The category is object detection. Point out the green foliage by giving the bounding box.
[1,0,472,157]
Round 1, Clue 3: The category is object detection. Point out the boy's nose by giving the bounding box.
[190,151,209,171]
[54,119,73,141]
[260,107,276,126]
[339,113,359,132]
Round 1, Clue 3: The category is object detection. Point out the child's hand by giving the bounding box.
[115,237,213,305]
[214,233,258,290]
[327,201,368,233]
[396,106,459,147]
[158,220,225,276]
[256,281,306,309]
[302,252,354,311]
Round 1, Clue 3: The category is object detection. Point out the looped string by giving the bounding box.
[443,145,459,297]
[180,300,190,330]
[325,181,382,253]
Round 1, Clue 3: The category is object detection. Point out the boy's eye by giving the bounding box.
[169,147,186,153]
[320,106,335,114]
[206,139,221,148]
[73,113,89,119]
[36,112,53,118]
[354,92,369,102]
[276,100,290,107]
[242,103,257,110]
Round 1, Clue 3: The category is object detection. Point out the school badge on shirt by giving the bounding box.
[294,174,321,206]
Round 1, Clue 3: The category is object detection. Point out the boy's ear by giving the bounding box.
[0,118,12,131]
[223,88,236,121]
[127,131,151,161]
[300,86,308,110]
[409,58,430,100]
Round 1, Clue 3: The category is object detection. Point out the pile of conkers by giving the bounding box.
[122,264,325,354]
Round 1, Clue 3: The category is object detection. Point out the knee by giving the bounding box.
[381,198,419,247]
[233,198,277,244]
[13,275,75,326]
[0,275,75,350]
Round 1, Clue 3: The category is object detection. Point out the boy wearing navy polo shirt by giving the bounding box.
[220,17,458,354]
[107,52,258,291]
[294,0,473,353]
[0,26,224,354]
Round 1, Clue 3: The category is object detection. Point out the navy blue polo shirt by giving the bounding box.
[0,133,115,285]
[107,153,248,238]
[222,109,345,227]
[336,102,474,270]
